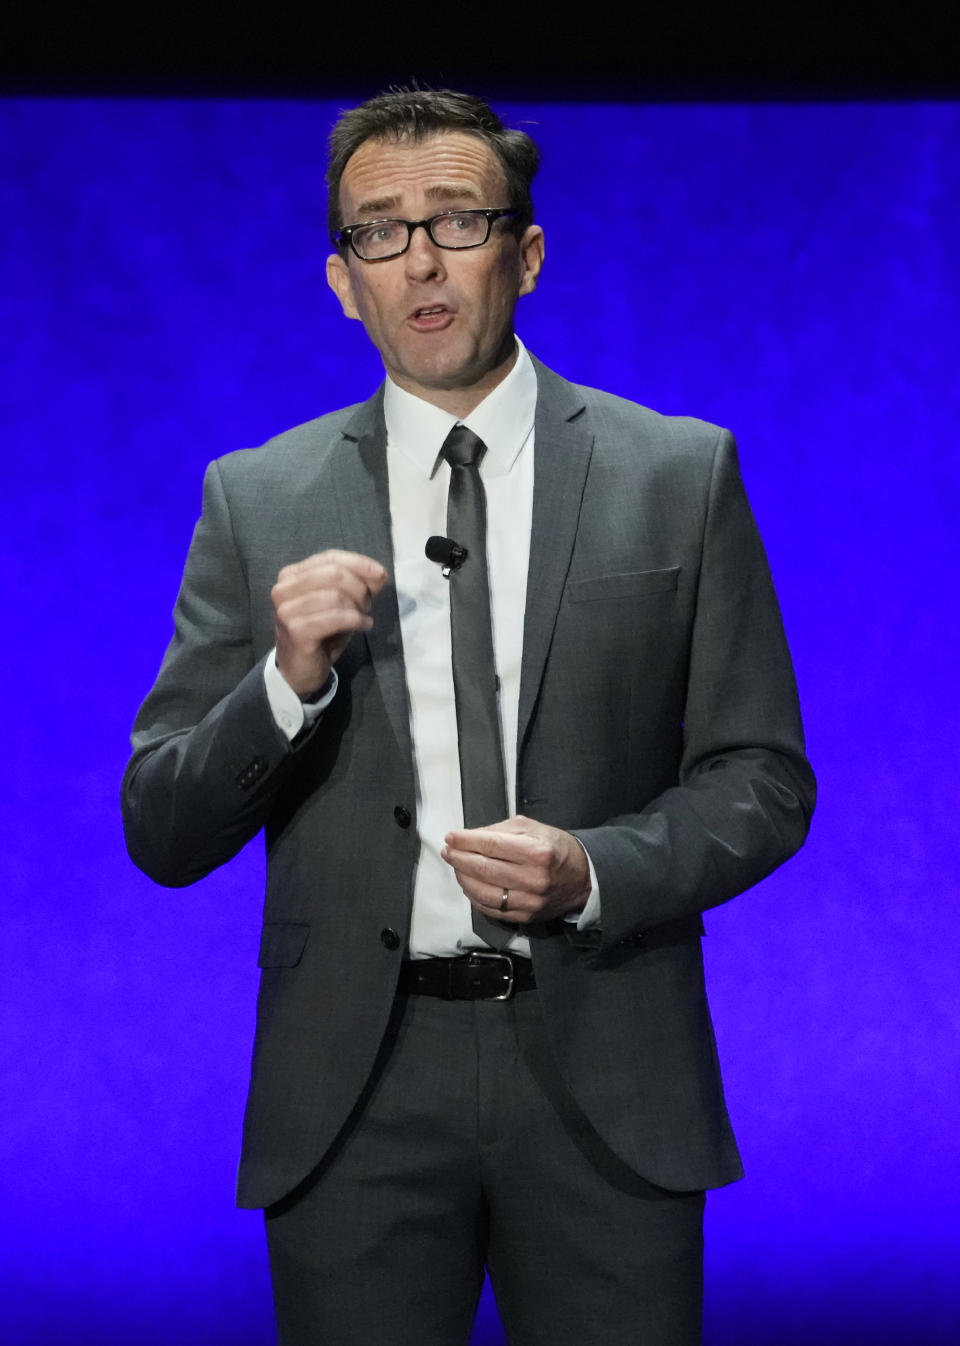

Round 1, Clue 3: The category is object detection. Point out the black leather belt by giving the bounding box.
[398,951,535,1001]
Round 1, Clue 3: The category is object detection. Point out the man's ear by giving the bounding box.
[326,252,360,320]
[517,225,545,298]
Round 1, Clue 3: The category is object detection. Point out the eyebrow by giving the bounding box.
[352,183,485,218]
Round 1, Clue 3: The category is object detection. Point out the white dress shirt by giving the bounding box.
[265,340,599,956]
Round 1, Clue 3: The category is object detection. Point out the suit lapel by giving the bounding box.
[518,360,593,756]
[330,388,412,762]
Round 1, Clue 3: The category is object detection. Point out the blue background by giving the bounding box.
[2,98,958,1344]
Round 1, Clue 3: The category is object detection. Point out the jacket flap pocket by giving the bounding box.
[257,921,310,968]
[566,566,680,603]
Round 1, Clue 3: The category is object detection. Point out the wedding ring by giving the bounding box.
[500,890,509,912]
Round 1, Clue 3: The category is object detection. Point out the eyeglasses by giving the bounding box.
[334,208,519,262]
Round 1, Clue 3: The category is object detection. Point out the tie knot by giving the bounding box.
[441,424,486,470]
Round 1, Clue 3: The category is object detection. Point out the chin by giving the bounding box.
[407,356,478,392]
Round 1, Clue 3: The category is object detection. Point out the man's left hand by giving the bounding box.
[441,816,591,925]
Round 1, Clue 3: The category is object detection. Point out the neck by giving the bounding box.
[390,341,519,419]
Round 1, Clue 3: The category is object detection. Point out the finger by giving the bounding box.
[275,578,376,622]
[460,869,577,927]
[441,844,548,899]
[279,551,388,592]
[442,825,543,864]
[442,834,553,892]
[273,563,381,614]
[279,606,374,644]
[281,549,386,582]
[453,872,537,924]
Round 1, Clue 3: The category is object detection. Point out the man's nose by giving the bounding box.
[404,223,446,280]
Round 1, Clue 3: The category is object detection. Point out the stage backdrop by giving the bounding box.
[2,98,958,1346]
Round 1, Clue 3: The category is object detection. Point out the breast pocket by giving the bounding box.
[565,566,680,603]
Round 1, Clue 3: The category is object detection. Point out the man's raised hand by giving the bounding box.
[272,550,387,698]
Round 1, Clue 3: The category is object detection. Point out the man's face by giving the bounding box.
[326,132,544,414]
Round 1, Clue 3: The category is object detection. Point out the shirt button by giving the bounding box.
[380,927,401,951]
[393,805,412,828]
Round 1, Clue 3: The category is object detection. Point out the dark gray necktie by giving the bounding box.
[441,425,512,949]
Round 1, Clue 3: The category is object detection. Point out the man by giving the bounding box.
[123,88,815,1345]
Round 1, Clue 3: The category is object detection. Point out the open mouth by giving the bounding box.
[409,304,453,324]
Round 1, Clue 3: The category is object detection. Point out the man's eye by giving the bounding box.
[434,213,485,242]
[365,222,401,243]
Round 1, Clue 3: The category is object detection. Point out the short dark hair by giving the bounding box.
[326,87,541,243]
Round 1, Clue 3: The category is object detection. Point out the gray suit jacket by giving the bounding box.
[122,357,815,1208]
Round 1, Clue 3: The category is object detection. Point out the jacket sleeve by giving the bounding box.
[571,430,816,947]
[121,458,306,887]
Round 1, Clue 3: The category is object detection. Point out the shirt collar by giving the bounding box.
[383,338,537,479]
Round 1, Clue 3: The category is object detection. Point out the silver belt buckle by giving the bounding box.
[467,950,514,1001]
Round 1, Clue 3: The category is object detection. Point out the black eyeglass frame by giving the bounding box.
[333,207,521,262]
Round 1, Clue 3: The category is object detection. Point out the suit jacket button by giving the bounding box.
[616,931,645,947]
[380,927,401,951]
[393,805,412,828]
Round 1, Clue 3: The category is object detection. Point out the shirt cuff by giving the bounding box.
[263,649,338,742]
[564,838,602,931]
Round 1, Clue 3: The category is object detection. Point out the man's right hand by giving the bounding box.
[271,550,388,699]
